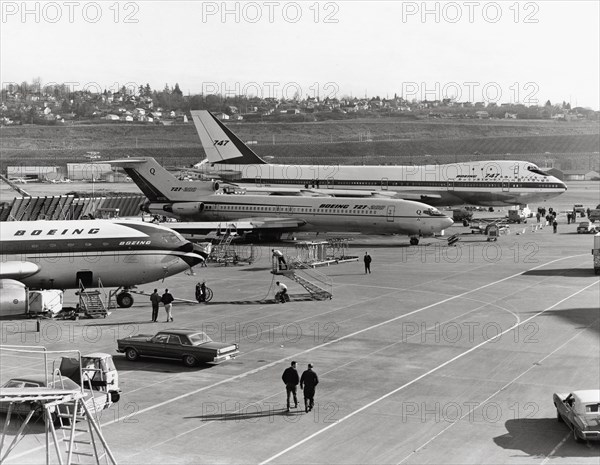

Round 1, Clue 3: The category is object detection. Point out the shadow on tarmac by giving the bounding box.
[112,357,214,373]
[533,307,600,334]
[521,268,597,278]
[494,418,600,457]
[185,407,302,421]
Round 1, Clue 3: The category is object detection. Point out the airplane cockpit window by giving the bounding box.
[160,232,186,246]
[423,208,445,217]
[526,165,550,177]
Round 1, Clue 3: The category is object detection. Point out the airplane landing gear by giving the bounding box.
[409,236,419,246]
[116,292,134,308]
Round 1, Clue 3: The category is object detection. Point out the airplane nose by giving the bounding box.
[180,252,206,268]
[442,217,454,229]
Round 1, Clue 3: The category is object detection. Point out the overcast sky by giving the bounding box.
[1,1,598,108]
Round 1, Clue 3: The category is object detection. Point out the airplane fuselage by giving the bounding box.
[199,160,567,207]
[147,194,454,237]
[0,221,202,290]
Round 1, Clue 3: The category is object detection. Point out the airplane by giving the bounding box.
[0,220,206,312]
[108,157,454,244]
[190,110,568,207]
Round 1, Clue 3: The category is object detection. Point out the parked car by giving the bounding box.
[554,390,600,442]
[0,375,111,422]
[577,221,598,234]
[117,329,239,367]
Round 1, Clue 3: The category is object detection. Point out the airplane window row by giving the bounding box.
[208,205,378,214]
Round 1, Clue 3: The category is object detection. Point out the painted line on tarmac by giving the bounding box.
[259,278,598,465]
[8,254,591,463]
[540,433,570,465]
[396,313,600,464]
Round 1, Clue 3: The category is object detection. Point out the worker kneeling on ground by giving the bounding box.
[275,281,289,303]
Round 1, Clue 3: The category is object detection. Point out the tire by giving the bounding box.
[573,427,584,443]
[205,287,213,302]
[117,292,134,308]
[410,237,419,246]
[182,355,197,367]
[125,348,139,361]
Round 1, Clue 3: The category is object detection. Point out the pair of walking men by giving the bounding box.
[282,361,319,413]
[150,289,174,322]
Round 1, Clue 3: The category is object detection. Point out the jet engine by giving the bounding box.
[0,280,28,317]
[166,202,205,217]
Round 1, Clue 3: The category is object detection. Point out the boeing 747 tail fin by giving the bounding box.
[190,110,266,165]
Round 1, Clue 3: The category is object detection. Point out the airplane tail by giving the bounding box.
[107,157,215,202]
[190,110,266,165]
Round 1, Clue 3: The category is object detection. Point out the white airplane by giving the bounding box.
[108,157,454,244]
[0,220,206,312]
[190,110,567,207]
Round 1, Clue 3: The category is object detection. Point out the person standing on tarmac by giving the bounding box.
[282,361,299,412]
[364,252,372,274]
[150,289,161,322]
[161,289,174,322]
[300,363,319,413]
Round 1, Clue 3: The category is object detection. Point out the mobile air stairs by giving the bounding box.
[76,280,108,318]
[0,346,117,465]
[271,257,333,301]
[209,226,238,265]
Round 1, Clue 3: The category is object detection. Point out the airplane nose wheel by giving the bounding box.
[116,292,134,308]
[409,237,419,246]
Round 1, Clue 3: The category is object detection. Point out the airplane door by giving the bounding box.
[76,271,93,289]
[255,176,262,187]
[447,180,454,191]
[387,206,395,222]
[502,181,510,192]
[381,178,389,190]
[326,177,334,189]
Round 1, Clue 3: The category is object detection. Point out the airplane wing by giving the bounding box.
[167,218,306,239]
[0,261,40,280]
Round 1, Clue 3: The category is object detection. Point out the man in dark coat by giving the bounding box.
[150,289,161,322]
[300,363,319,413]
[281,361,299,411]
[364,252,372,274]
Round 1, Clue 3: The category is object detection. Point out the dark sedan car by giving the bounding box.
[116,329,239,367]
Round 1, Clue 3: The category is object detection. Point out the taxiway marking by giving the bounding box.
[8,254,593,463]
[260,279,598,464]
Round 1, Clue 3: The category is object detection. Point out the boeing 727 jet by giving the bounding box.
[190,110,567,207]
[109,157,453,244]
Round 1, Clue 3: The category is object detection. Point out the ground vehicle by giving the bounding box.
[507,209,527,224]
[452,208,474,226]
[554,390,600,442]
[577,221,598,234]
[59,353,121,403]
[117,329,239,366]
[0,375,111,421]
[573,204,586,217]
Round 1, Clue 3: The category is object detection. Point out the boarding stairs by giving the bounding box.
[51,368,115,465]
[77,281,108,318]
[272,257,333,300]
[209,226,239,265]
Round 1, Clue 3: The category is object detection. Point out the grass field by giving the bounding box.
[0,118,598,170]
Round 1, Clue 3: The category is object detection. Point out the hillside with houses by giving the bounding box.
[1,80,598,127]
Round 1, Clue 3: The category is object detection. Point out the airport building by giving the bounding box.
[7,165,63,181]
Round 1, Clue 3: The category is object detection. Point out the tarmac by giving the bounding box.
[1,183,599,464]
